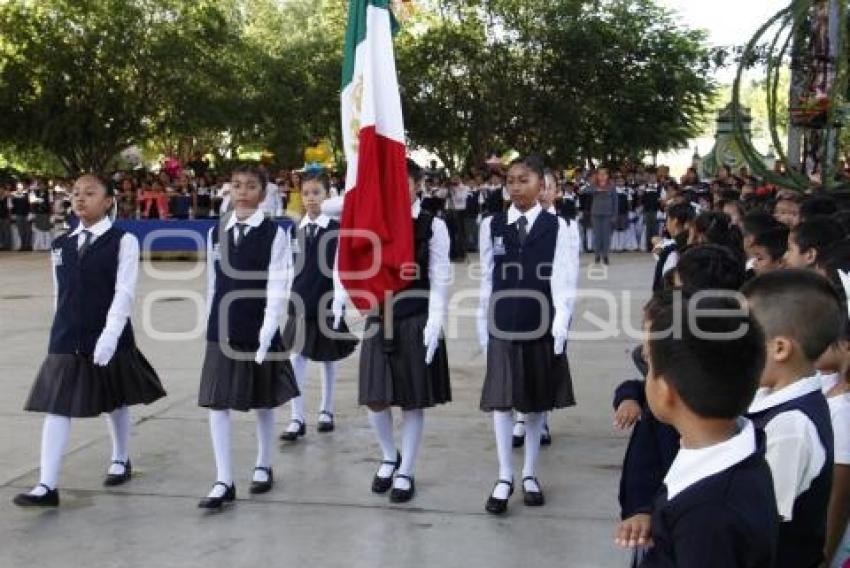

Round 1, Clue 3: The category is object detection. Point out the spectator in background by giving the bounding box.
[117,178,137,219]
[0,183,12,250]
[590,167,617,265]
[11,182,33,251]
[194,174,213,218]
[138,180,170,219]
[774,191,802,228]
[31,181,53,250]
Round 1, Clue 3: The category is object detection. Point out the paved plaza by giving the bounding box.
[0,251,654,568]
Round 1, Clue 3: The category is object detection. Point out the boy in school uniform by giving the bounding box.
[742,269,846,568]
[628,291,778,567]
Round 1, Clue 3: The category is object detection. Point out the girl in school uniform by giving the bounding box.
[477,154,578,515]
[279,172,357,441]
[358,159,451,504]
[197,165,300,510]
[512,170,580,449]
[14,175,166,508]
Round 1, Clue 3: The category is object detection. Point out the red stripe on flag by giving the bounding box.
[338,125,414,311]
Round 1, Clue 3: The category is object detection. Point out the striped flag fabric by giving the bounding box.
[337,0,414,312]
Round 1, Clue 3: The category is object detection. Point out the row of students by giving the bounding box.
[616,229,850,567]
[15,155,581,516]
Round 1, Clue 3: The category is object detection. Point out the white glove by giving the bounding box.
[331,296,346,330]
[422,316,442,365]
[552,310,569,356]
[255,321,278,365]
[476,313,489,349]
[93,331,119,366]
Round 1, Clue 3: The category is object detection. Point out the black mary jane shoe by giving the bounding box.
[103,459,132,487]
[522,476,545,507]
[389,475,416,504]
[371,451,401,494]
[279,419,306,442]
[541,424,552,447]
[485,479,514,515]
[250,467,274,495]
[316,411,335,433]
[512,420,526,448]
[13,484,60,508]
[198,482,236,510]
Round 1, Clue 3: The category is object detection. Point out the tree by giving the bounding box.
[0,0,250,175]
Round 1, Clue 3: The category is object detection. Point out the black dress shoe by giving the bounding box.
[371,450,401,494]
[389,475,415,503]
[522,476,545,506]
[198,482,236,509]
[250,467,274,494]
[279,419,306,442]
[485,479,514,515]
[512,420,525,448]
[541,424,552,447]
[603,256,610,265]
[104,460,132,487]
[13,484,59,508]
[316,411,335,433]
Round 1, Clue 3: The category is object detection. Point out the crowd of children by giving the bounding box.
[11,154,850,568]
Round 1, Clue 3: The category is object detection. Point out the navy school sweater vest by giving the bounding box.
[489,211,558,337]
[206,218,280,348]
[748,390,833,568]
[48,227,135,355]
[290,219,339,320]
[387,211,434,321]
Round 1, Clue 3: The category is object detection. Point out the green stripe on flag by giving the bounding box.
[341,0,398,88]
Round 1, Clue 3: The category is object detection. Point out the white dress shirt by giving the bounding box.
[664,418,757,500]
[478,203,578,328]
[820,372,850,465]
[206,210,292,334]
[748,375,828,520]
[411,199,451,320]
[55,216,139,338]
[546,204,581,314]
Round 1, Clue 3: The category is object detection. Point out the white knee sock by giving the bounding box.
[367,408,396,478]
[320,361,336,418]
[513,412,527,438]
[254,409,275,482]
[106,406,130,474]
[395,409,424,490]
[32,414,71,494]
[289,353,308,426]
[208,410,232,497]
[492,410,514,499]
[523,412,545,491]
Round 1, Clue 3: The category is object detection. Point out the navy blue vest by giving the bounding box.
[388,211,434,321]
[290,219,339,320]
[748,389,833,568]
[206,218,281,348]
[48,227,135,355]
[489,211,558,337]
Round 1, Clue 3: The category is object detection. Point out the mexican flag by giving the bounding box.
[338,0,414,312]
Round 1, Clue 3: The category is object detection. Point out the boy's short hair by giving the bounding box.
[742,211,779,239]
[231,164,268,188]
[301,169,328,189]
[407,158,423,183]
[752,225,790,261]
[646,291,765,418]
[742,269,845,362]
[800,195,838,221]
[666,202,695,224]
[675,244,746,295]
[793,217,845,254]
[831,210,850,237]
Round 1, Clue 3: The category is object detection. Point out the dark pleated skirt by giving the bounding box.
[480,335,575,413]
[25,348,167,418]
[358,312,451,410]
[198,340,298,412]
[282,315,358,362]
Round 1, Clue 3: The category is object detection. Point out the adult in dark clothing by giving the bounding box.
[590,168,617,264]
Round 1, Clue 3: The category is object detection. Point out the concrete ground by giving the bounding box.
[0,250,653,568]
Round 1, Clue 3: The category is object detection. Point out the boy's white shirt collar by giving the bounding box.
[412,199,421,219]
[748,374,822,414]
[71,216,112,238]
[664,418,757,500]
[224,208,264,231]
[507,202,542,227]
[299,213,330,229]
[545,205,556,214]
